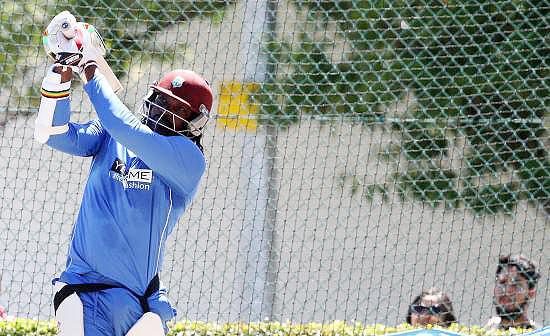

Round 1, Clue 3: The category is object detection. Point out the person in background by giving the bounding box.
[0,276,7,320]
[485,254,541,330]
[0,304,6,320]
[406,287,457,328]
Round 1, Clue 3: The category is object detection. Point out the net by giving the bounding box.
[0,0,548,327]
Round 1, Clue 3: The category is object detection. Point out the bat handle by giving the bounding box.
[80,56,123,94]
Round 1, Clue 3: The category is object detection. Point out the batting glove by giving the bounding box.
[43,11,83,70]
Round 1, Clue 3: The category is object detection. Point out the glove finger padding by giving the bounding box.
[43,11,81,70]
[43,13,104,70]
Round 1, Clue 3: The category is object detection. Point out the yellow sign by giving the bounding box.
[217,81,259,131]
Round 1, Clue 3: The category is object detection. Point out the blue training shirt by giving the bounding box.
[45,72,206,318]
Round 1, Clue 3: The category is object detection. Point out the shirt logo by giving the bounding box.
[125,169,152,183]
[110,158,126,175]
[110,158,153,190]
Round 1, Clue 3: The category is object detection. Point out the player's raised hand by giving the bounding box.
[43,11,83,69]
[43,11,123,92]
[43,12,105,75]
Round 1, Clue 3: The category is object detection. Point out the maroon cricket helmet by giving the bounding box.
[151,69,213,116]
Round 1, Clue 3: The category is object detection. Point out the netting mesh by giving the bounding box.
[0,0,548,327]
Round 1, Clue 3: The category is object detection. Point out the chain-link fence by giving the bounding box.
[0,0,548,328]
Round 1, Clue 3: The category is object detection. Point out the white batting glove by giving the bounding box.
[43,12,106,73]
[43,11,82,70]
[43,12,123,92]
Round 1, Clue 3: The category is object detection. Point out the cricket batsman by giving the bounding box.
[35,11,213,336]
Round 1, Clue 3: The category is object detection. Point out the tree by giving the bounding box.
[0,0,234,115]
[255,0,549,214]
[0,0,48,111]
[56,1,235,77]
[394,1,549,214]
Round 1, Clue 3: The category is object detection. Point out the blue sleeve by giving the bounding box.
[83,73,205,195]
[46,98,106,157]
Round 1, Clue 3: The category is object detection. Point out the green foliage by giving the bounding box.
[398,167,459,208]
[399,121,449,160]
[462,180,520,215]
[253,1,405,126]
[0,1,47,93]
[261,1,549,214]
[53,1,235,78]
[0,0,234,110]
[0,319,536,336]
[0,0,49,106]
[0,318,56,336]
[394,1,549,214]
[339,174,389,200]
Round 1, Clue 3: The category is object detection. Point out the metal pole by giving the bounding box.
[260,0,279,321]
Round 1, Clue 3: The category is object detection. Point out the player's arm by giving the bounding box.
[35,66,106,157]
[82,66,205,194]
